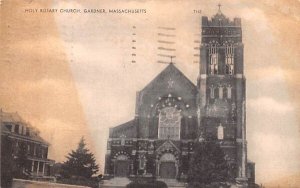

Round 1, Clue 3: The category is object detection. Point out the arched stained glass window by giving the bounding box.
[158,107,181,140]
[225,43,234,75]
[209,41,219,75]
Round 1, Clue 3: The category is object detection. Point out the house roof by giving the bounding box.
[0,110,49,145]
[1,111,24,123]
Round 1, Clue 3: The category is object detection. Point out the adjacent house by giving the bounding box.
[1,109,55,180]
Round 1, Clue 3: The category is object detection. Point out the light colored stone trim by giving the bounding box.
[200,74,207,79]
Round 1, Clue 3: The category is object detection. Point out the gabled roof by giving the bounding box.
[110,119,137,138]
[112,120,135,132]
[141,63,197,92]
[156,140,180,153]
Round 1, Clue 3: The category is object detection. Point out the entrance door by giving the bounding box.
[115,160,129,177]
[159,161,176,179]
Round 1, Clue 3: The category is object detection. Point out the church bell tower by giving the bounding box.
[197,7,248,186]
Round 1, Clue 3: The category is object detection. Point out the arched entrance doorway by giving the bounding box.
[158,153,177,179]
[114,154,130,177]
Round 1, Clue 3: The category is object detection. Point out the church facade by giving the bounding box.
[105,11,255,186]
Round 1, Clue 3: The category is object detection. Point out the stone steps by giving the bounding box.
[158,179,187,188]
[101,177,131,188]
[101,177,188,188]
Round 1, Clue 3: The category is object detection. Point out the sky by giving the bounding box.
[1,0,300,186]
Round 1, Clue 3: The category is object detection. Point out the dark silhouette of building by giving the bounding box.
[1,109,54,179]
[104,10,255,187]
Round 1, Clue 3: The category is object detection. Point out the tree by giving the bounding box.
[187,140,231,187]
[62,137,99,179]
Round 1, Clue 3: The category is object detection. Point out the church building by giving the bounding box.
[105,10,255,186]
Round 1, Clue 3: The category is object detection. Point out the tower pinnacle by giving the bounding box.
[217,3,222,14]
[170,56,175,64]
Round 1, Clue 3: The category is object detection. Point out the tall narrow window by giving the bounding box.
[227,86,232,99]
[214,87,219,99]
[15,124,19,133]
[209,42,219,75]
[33,144,36,156]
[158,107,181,140]
[210,86,215,99]
[41,148,44,158]
[225,43,234,75]
[120,135,126,146]
[223,87,227,98]
[139,155,146,169]
[217,124,224,140]
[219,86,223,99]
[26,128,30,136]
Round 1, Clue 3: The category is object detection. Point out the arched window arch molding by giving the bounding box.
[150,94,187,117]
[148,94,196,140]
[160,153,176,162]
[113,151,131,160]
[155,151,180,179]
[156,150,180,162]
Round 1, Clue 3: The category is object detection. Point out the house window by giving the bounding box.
[5,124,12,131]
[45,148,48,158]
[26,128,30,136]
[225,43,234,75]
[41,147,44,158]
[15,124,19,133]
[217,124,224,140]
[209,42,219,75]
[158,107,181,140]
[34,145,36,156]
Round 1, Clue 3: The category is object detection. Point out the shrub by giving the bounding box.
[126,180,167,188]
